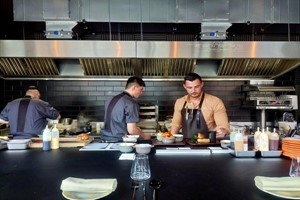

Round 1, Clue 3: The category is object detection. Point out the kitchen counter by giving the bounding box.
[0,147,292,200]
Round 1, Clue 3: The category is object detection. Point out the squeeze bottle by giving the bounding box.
[51,124,60,149]
[269,128,279,151]
[259,128,269,151]
[42,125,51,151]
[254,127,261,151]
[234,129,244,151]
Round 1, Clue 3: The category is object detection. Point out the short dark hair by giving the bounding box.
[184,73,202,83]
[126,77,145,89]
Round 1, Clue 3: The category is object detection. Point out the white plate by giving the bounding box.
[256,184,300,199]
[62,191,112,200]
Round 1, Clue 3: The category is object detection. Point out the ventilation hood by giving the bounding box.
[1,40,300,80]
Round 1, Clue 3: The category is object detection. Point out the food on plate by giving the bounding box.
[158,130,174,139]
[191,133,210,143]
[77,133,89,141]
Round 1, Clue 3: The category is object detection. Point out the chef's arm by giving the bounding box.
[0,118,8,124]
[127,123,150,139]
[170,125,181,135]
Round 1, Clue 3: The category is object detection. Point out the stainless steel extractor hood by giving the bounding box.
[1,40,300,80]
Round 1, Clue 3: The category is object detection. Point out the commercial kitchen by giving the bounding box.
[0,0,300,200]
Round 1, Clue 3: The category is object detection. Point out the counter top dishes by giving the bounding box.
[0,146,294,200]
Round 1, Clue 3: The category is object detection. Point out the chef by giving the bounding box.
[101,77,150,141]
[0,86,60,139]
[170,73,230,139]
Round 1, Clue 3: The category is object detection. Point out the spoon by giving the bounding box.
[149,179,163,200]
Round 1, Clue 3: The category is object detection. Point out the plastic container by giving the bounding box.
[42,125,51,151]
[234,129,244,151]
[269,128,279,151]
[254,127,261,151]
[259,129,269,151]
[7,139,30,150]
[51,124,60,149]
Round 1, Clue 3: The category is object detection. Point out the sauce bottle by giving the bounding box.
[265,127,271,137]
[51,124,60,149]
[243,135,248,151]
[254,127,261,151]
[42,125,51,151]
[259,128,269,151]
[269,128,279,151]
[230,128,237,149]
[234,129,244,151]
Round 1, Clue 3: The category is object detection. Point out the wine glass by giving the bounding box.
[289,157,300,177]
[130,154,151,199]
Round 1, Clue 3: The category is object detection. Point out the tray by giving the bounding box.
[260,150,282,157]
[153,139,185,146]
[229,148,257,158]
[185,139,220,146]
[29,137,94,148]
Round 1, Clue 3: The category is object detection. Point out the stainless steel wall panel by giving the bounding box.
[137,41,300,59]
[80,0,110,22]
[13,0,300,23]
[177,0,203,22]
[203,0,230,21]
[0,40,136,58]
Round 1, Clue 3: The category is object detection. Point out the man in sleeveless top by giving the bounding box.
[171,73,230,139]
[101,77,150,141]
[0,86,61,139]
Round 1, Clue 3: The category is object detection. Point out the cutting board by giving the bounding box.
[29,137,94,148]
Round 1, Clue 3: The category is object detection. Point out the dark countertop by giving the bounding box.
[0,147,292,200]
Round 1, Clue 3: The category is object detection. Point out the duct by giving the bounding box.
[200,22,232,40]
[0,40,300,80]
[45,21,77,39]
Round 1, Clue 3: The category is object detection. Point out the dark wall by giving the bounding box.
[1,75,298,123]
[0,79,251,122]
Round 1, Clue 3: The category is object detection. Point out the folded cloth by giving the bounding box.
[60,177,117,193]
[255,176,300,191]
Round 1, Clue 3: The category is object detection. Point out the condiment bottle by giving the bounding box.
[243,135,248,151]
[230,128,237,149]
[42,125,51,151]
[269,128,279,151]
[234,129,244,151]
[265,127,271,137]
[254,127,261,151]
[51,124,60,149]
[259,128,269,151]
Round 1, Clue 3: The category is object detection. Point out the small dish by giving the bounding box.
[62,190,112,200]
[127,135,139,138]
[122,137,137,143]
[162,137,175,144]
[173,134,184,142]
[220,140,230,149]
[118,143,135,153]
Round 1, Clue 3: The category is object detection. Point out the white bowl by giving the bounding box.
[220,140,230,149]
[127,135,140,139]
[173,134,184,142]
[118,143,135,153]
[122,137,137,143]
[156,133,163,141]
[134,144,153,154]
[162,137,175,144]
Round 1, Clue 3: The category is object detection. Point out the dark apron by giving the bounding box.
[104,92,130,132]
[181,93,209,138]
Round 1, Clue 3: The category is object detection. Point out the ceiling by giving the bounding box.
[1,0,300,80]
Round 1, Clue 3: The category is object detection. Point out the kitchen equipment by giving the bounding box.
[29,137,94,148]
[138,105,159,136]
[149,179,163,200]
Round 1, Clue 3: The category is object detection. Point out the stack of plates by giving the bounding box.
[282,137,300,158]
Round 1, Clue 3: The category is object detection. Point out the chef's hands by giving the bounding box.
[216,128,229,138]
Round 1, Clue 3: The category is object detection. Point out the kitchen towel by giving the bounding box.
[61,177,117,193]
[255,176,300,199]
